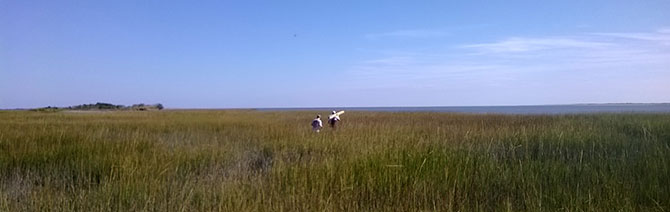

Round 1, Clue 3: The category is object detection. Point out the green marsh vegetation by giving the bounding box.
[1,110,668,211]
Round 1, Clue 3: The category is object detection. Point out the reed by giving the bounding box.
[1,110,668,211]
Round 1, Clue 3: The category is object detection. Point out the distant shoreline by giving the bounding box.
[3,103,670,112]
[152,102,670,111]
[252,103,670,115]
[252,103,670,110]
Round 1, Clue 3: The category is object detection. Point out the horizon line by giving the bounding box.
[3,102,670,111]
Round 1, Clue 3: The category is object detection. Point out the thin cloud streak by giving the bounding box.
[462,37,611,53]
[591,29,670,45]
[346,28,670,96]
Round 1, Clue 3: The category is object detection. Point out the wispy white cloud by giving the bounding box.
[462,37,611,53]
[591,29,670,45]
[345,28,670,103]
[593,32,668,41]
[365,29,450,39]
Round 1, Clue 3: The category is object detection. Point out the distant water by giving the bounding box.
[257,104,670,114]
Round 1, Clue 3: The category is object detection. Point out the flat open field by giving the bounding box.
[1,110,669,211]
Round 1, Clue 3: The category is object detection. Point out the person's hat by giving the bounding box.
[332,111,336,114]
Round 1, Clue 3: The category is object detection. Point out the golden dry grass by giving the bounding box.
[1,110,669,211]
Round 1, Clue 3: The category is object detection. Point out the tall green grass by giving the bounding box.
[1,110,668,211]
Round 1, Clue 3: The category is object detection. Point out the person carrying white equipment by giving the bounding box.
[328,110,344,129]
[311,115,323,132]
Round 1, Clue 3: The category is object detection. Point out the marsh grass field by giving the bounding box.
[1,110,669,211]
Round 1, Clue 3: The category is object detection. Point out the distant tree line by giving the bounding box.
[31,102,164,111]
[70,102,124,110]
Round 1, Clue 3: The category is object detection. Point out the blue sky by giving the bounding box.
[1,0,669,108]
